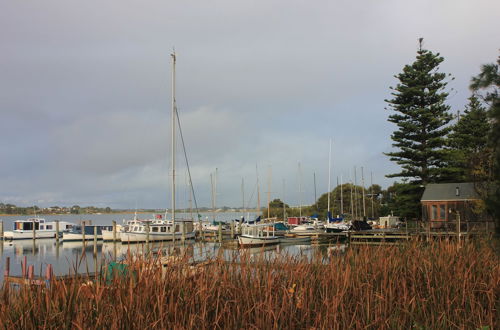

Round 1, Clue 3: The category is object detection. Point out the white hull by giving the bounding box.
[102,230,121,241]
[279,236,311,244]
[3,230,57,240]
[238,235,280,247]
[120,231,196,243]
[62,233,103,241]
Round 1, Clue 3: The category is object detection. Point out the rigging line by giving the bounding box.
[174,105,201,217]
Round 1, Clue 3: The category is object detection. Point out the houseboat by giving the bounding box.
[3,218,76,240]
[120,220,195,243]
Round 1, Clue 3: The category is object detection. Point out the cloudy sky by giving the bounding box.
[1,0,499,209]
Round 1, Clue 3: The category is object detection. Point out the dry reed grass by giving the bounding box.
[0,240,498,329]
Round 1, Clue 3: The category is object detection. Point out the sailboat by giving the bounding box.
[121,52,195,243]
[324,140,351,233]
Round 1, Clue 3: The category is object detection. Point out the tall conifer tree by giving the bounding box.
[447,95,492,182]
[384,40,452,218]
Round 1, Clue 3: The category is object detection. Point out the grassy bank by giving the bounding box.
[1,240,498,328]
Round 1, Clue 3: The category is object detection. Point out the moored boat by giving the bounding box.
[4,218,76,240]
[62,225,104,241]
[238,223,280,247]
[120,220,195,243]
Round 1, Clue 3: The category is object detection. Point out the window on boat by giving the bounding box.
[46,225,52,230]
[152,227,158,233]
[161,227,166,232]
[40,225,44,230]
[175,225,180,232]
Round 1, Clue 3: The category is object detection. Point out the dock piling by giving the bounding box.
[32,219,36,241]
[82,221,86,246]
[55,220,59,242]
[112,220,117,242]
[218,222,222,243]
[4,257,9,278]
[230,220,235,239]
[93,226,98,256]
[0,220,3,241]
[181,221,186,242]
[145,222,150,255]
[28,265,34,280]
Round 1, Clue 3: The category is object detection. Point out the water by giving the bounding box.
[0,213,342,281]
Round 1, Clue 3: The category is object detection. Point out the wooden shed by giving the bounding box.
[421,182,493,231]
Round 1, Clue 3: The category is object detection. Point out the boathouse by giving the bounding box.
[421,182,494,231]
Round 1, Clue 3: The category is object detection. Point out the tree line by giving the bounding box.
[383,39,499,229]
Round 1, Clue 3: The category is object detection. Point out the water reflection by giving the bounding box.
[0,239,348,281]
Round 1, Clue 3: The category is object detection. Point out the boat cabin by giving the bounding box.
[287,217,308,226]
[421,182,494,231]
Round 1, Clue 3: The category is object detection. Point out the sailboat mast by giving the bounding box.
[298,162,302,218]
[340,174,343,216]
[327,139,332,214]
[267,166,271,220]
[361,166,366,218]
[171,52,176,224]
[256,164,261,216]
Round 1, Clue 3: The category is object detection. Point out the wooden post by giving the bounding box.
[28,265,34,280]
[145,222,150,255]
[93,226,98,256]
[82,221,86,246]
[4,257,10,278]
[230,220,235,239]
[22,256,27,277]
[238,217,242,235]
[32,219,36,241]
[55,220,60,242]
[0,220,3,241]
[112,220,117,242]
[45,264,53,282]
[181,221,186,242]
[218,222,222,243]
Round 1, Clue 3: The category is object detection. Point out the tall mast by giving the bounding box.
[298,162,302,218]
[353,166,358,220]
[256,164,261,216]
[171,52,176,224]
[370,171,374,219]
[241,178,245,214]
[282,179,286,222]
[267,166,272,220]
[361,166,366,218]
[340,174,343,216]
[327,139,332,214]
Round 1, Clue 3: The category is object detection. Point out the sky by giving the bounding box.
[1,0,499,209]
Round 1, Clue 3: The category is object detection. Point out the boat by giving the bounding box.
[325,212,351,233]
[62,225,104,241]
[120,220,196,243]
[290,224,324,236]
[4,218,76,240]
[238,223,280,247]
[122,53,196,243]
[279,233,311,244]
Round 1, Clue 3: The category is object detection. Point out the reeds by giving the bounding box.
[1,240,498,329]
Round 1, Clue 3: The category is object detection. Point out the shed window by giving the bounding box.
[439,205,446,219]
[431,205,438,220]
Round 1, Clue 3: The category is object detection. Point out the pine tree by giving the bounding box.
[385,40,453,184]
[384,40,453,218]
[447,95,492,182]
[470,55,500,231]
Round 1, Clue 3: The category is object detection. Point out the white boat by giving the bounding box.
[120,220,195,243]
[279,234,311,244]
[238,223,280,247]
[325,221,351,233]
[4,218,76,240]
[121,52,196,243]
[101,224,124,241]
[62,225,104,241]
[290,224,324,236]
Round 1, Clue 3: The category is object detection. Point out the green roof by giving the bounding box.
[421,183,479,201]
